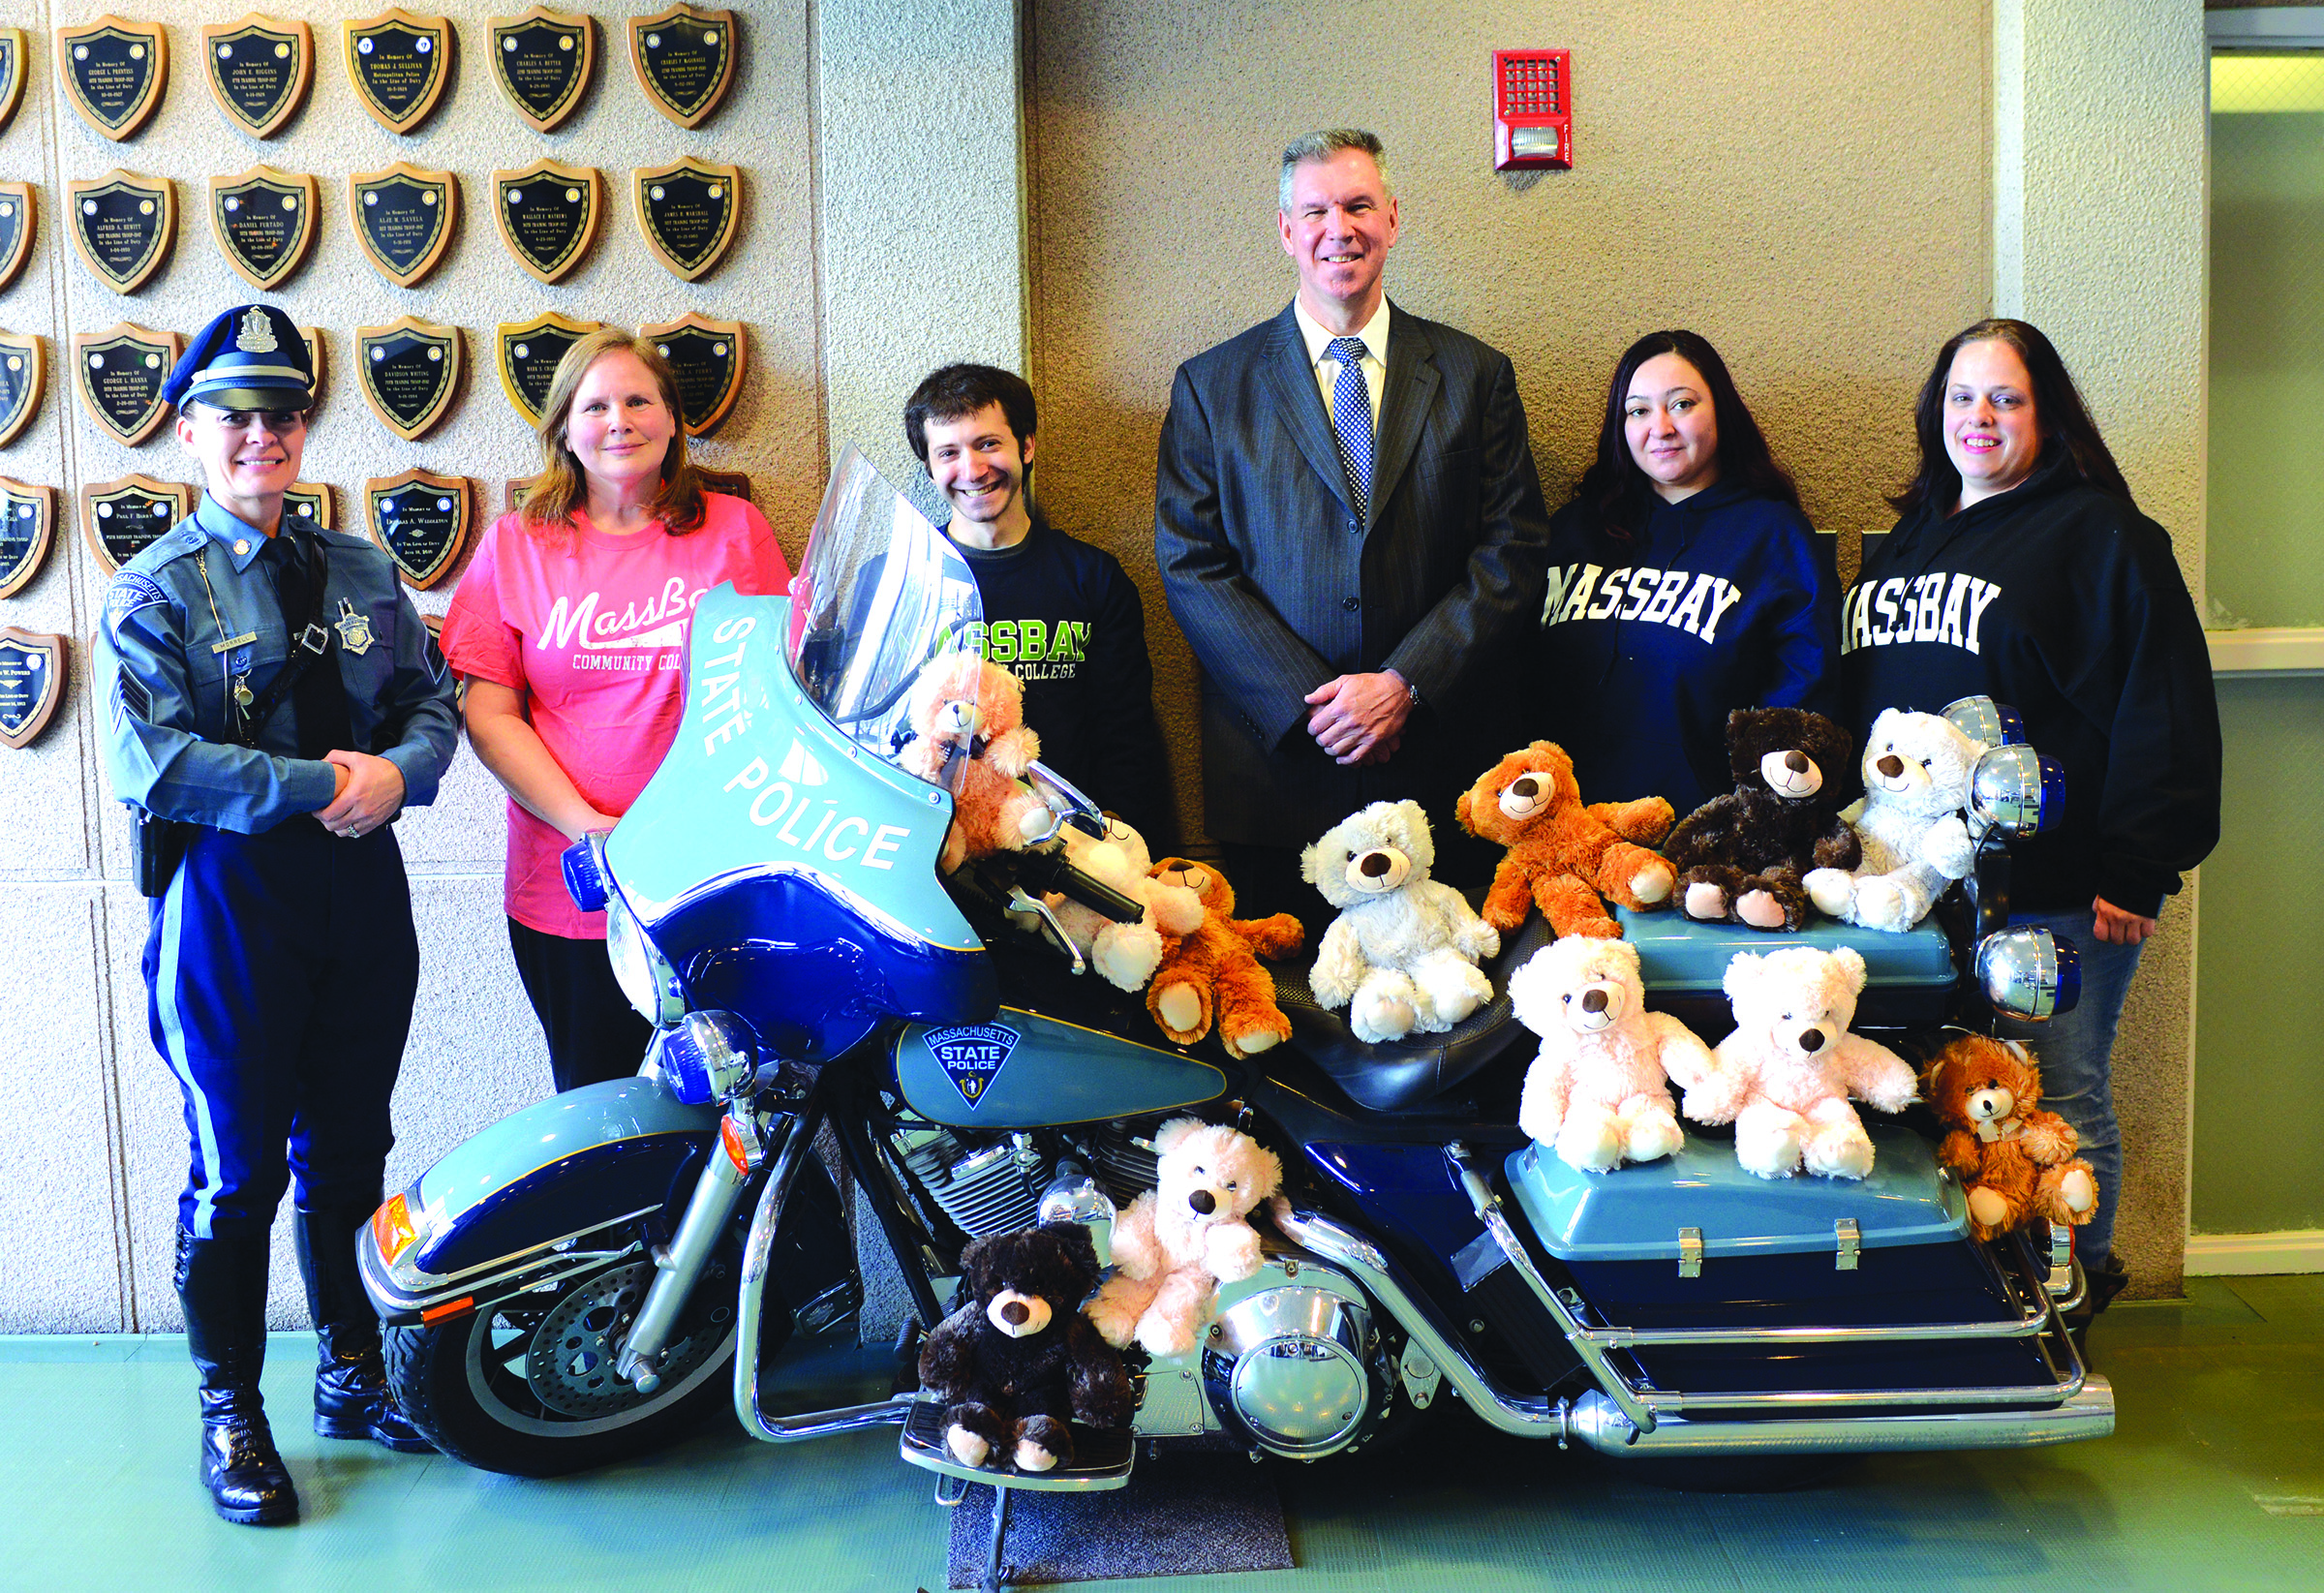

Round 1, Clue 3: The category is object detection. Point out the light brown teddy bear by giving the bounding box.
[1454,742,1677,938]
[1923,1033,2098,1242]
[898,653,1051,873]
[1087,1118,1283,1358]
[1142,858,1304,1057]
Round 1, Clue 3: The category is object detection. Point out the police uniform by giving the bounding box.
[94,305,458,1524]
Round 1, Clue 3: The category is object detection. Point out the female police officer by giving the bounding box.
[96,305,459,1524]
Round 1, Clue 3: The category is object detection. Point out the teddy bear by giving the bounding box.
[1803,707,1983,933]
[1922,1032,2099,1242]
[1663,707,1862,932]
[1301,800,1502,1044]
[1038,818,1208,992]
[1507,935,1716,1172]
[1453,741,1676,938]
[917,1222,1134,1473]
[1087,1118,1284,1358]
[897,653,1053,874]
[1140,857,1304,1057]
[1682,945,1919,1180]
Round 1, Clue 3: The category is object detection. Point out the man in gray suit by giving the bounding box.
[1155,128,1551,909]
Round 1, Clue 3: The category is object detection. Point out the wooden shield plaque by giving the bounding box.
[643,313,744,437]
[201,15,314,138]
[493,161,599,285]
[0,29,26,136]
[627,6,734,130]
[0,183,32,294]
[350,164,457,288]
[0,331,42,448]
[56,15,168,141]
[72,322,181,447]
[209,166,318,291]
[357,317,461,442]
[695,468,751,504]
[69,170,175,294]
[0,478,56,599]
[81,474,196,576]
[298,326,326,414]
[496,312,597,426]
[365,469,472,589]
[0,628,66,751]
[345,10,452,135]
[284,480,333,531]
[491,8,593,133]
[634,159,739,282]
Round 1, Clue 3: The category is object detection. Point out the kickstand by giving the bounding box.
[979,1485,1014,1593]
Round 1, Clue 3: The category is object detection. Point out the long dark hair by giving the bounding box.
[1888,318,2132,517]
[1571,329,1801,540]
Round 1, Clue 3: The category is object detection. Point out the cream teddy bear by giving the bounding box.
[1683,946,1919,1180]
[1087,1118,1283,1358]
[1507,936,1714,1172]
[1300,800,1501,1044]
[1039,818,1206,992]
[1804,708,1982,933]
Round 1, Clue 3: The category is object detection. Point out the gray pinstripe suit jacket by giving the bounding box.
[1155,300,1551,851]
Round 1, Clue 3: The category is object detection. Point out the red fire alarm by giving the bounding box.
[1493,49,1573,171]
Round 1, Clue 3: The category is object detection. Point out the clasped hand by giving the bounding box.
[314,750,407,839]
[1304,671,1410,767]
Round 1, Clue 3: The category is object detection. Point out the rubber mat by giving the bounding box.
[944,1455,1294,1586]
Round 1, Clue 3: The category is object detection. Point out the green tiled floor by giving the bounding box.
[5,1275,2319,1593]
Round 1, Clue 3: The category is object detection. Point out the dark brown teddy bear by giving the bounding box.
[918,1223,1133,1473]
[1663,707,1861,932]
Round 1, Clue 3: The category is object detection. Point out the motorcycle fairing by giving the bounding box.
[891,1007,1230,1128]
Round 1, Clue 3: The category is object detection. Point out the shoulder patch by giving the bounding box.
[105,572,171,641]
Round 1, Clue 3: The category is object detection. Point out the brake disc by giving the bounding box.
[524,1260,718,1418]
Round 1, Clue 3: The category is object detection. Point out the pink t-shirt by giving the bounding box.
[441,492,792,937]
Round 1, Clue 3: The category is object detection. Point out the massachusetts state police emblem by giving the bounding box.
[923,1022,1020,1109]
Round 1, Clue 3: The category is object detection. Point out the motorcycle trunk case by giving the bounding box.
[1615,905,1958,1038]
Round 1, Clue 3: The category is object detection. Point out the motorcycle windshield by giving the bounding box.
[786,446,986,791]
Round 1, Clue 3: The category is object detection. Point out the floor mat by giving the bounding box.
[944,1455,1294,1587]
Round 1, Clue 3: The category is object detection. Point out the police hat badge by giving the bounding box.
[634,157,740,282]
[71,322,182,447]
[0,628,66,751]
[356,317,462,443]
[493,160,600,285]
[56,15,168,141]
[68,169,176,294]
[0,182,33,295]
[80,474,196,576]
[0,478,56,599]
[365,467,472,590]
[491,7,594,134]
[350,163,458,289]
[201,15,315,138]
[643,312,745,437]
[0,329,42,448]
[209,165,319,291]
[344,9,452,136]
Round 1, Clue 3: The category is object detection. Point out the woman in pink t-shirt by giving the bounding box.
[442,331,791,1091]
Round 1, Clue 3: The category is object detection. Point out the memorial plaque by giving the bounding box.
[299,326,326,414]
[695,467,751,504]
[0,29,27,136]
[68,170,176,294]
[71,322,181,447]
[350,163,457,288]
[201,15,314,138]
[0,330,41,448]
[0,182,32,294]
[365,468,471,590]
[496,311,597,426]
[493,160,599,285]
[80,473,195,575]
[0,478,56,599]
[284,480,333,530]
[642,312,744,437]
[490,7,593,133]
[56,15,168,141]
[634,158,739,282]
[356,316,461,442]
[0,628,66,750]
[345,9,452,135]
[627,5,734,130]
[505,478,538,514]
[208,165,318,291]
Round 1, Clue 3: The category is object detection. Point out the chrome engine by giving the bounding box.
[1199,1252,1398,1459]
[890,1121,1160,1241]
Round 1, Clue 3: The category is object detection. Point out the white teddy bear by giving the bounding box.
[1804,707,1982,933]
[1086,1118,1282,1358]
[1038,818,1206,992]
[1301,800,1501,1044]
[1683,946,1919,1180]
[1507,936,1714,1173]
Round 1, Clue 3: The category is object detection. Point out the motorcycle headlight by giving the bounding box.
[1943,695,2027,748]
[647,1010,759,1105]
[603,887,685,1027]
[1977,926,2082,1021]
[1970,744,2065,838]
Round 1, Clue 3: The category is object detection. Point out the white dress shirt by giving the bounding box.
[1294,295,1390,433]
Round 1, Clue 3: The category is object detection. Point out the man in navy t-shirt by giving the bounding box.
[905,363,1176,848]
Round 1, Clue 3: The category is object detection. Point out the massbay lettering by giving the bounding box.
[696,614,912,871]
[1541,563,1745,643]
[1840,572,2004,656]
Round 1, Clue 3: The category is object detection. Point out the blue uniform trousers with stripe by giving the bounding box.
[144,818,417,1242]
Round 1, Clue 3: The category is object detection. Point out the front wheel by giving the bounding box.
[385,1243,760,1478]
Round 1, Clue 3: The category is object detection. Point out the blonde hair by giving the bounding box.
[519,329,707,537]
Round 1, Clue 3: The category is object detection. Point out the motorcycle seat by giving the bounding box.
[1267,909,1552,1115]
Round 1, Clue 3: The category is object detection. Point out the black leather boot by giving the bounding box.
[295,1205,436,1454]
[176,1224,298,1525]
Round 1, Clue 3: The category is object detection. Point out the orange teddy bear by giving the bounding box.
[1454,742,1677,938]
[1143,858,1305,1057]
[1923,1033,2098,1243]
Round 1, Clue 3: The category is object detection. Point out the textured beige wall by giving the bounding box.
[0,1,822,1331]
[1996,0,2211,1298]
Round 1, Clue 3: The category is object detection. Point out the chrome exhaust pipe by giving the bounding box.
[1564,1381,2114,1456]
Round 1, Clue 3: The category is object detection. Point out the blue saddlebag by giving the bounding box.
[1614,905,1958,1039]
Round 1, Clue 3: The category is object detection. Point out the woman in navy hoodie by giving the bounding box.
[1530,329,1841,814]
[1845,318,2219,1325]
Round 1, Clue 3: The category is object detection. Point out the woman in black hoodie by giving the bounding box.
[1843,318,2220,1315]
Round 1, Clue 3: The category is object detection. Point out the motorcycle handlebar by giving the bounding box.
[1012,848,1147,925]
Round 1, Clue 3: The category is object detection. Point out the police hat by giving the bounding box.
[164,304,314,413]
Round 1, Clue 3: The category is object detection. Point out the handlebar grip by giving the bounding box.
[1016,849,1147,924]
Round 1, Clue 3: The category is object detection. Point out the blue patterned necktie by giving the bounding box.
[1326,335,1374,525]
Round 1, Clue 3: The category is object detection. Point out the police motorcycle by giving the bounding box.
[359,448,2108,1497]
